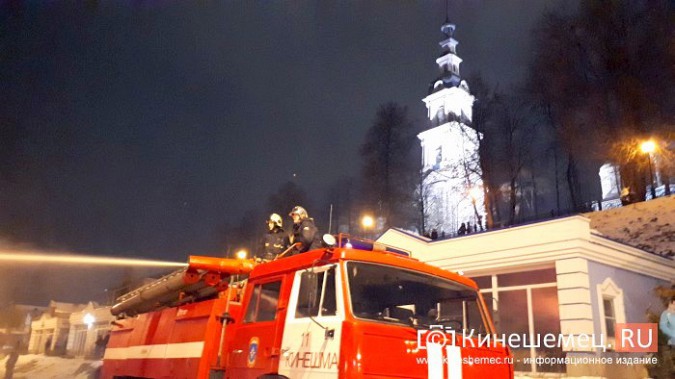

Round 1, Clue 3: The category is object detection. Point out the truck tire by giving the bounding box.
[258,375,289,379]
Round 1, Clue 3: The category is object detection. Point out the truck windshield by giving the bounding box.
[346,262,489,335]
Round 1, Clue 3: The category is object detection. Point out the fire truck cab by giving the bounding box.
[102,236,512,379]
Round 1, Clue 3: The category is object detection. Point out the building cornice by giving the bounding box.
[422,86,473,105]
[377,216,675,281]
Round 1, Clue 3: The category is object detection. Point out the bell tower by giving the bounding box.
[418,18,485,235]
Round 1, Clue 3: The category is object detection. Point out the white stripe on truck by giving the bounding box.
[427,343,463,379]
[104,341,204,360]
[427,342,444,379]
[446,345,463,379]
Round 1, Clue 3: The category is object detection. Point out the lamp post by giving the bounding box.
[640,140,657,199]
[468,186,484,231]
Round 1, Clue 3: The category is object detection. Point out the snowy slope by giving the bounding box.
[584,195,675,257]
[0,354,100,379]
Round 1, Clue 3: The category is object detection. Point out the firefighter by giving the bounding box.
[261,213,287,260]
[288,206,321,255]
[4,342,19,379]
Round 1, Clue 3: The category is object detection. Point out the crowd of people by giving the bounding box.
[262,206,487,256]
[457,221,482,235]
[422,219,485,241]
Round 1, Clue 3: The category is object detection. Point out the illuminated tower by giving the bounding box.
[418,19,485,235]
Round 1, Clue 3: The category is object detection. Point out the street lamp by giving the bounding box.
[468,187,482,202]
[468,186,484,231]
[83,313,95,330]
[361,214,374,239]
[235,249,248,260]
[640,140,657,199]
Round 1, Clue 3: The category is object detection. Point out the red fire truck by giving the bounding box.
[101,235,512,379]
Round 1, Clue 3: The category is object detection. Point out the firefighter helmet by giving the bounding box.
[267,213,283,229]
[289,206,308,220]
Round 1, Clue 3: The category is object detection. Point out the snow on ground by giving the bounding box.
[0,355,618,379]
[584,195,675,257]
[0,354,608,379]
[0,354,100,379]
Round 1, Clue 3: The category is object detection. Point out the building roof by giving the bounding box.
[377,215,674,281]
[428,72,462,94]
[47,301,88,314]
[583,195,674,257]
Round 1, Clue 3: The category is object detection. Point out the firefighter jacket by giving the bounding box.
[290,218,321,254]
[262,227,288,260]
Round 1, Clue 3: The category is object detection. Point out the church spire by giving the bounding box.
[418,13,483,238]
[429,15,463,94]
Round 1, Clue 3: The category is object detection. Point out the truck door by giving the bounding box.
[227,276,286,378]
[278,264,344,378]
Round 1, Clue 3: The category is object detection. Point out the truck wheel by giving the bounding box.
[258,375,289,379]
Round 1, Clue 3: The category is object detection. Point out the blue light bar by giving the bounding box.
[338,236,410,257]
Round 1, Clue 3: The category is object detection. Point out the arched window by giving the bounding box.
[596,277,626,350]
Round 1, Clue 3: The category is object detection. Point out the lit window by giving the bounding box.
[434,146,442,169]
[436,107,445,124]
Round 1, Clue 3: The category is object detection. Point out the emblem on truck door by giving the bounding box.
[247,337,259,368]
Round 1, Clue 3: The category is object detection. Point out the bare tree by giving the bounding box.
[265,181,310,220]
[467,73,501,228]
[213,207,264,259]
[416,169,446,235]
[494,96,537,225]
[212,184,308,259]
[528,1,674,203]
[528,12,589,210]
[322,176,358,234]
[360,102,419,230]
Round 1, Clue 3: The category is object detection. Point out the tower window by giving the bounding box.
[436,107,445,124]
[434,146,443,169]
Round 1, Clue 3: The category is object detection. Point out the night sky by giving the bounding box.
[0,1,573,304]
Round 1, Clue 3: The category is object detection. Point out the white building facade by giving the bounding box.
[377,216,674,378]
[67,302,113,358]
[419,20,485,236]
[28,301,87,355]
